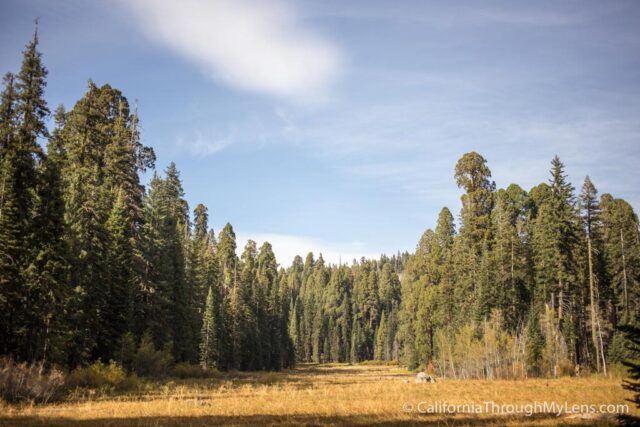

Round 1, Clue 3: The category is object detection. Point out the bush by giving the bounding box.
[66,361,140,392]
[132,332,173,378]
[171,362,218,379]
[0,357,64,403]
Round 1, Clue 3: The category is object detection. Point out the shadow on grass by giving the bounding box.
[0,413,609,427]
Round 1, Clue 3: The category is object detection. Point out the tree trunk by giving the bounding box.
[620,230,629,322]
[558,277,564,320]
[596,315,607,376]
[587,237,601,373]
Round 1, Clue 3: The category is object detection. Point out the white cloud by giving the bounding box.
[121,0,342,100]
[177,131,233,156]
[235,231,379,267]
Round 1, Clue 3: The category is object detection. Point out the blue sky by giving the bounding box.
[1,0,639,265]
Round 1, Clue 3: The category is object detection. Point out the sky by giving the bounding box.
[1,0,639,266]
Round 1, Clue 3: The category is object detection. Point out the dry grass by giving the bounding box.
[0,363,636,426]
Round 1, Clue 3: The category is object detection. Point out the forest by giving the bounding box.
[1,30,639,381]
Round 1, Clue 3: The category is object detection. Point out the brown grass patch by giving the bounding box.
[0,363,636,426]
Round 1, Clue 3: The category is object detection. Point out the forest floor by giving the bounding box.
[0,363,636,426]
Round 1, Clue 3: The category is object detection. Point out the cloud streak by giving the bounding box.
[177,131,233,156]
[121,0,342,101]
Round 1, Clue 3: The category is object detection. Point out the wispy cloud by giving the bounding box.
[307,2,581,28]
[119,0,342,101]
[177,131,233,156]
[473,8,579,26]
[235,231,379,267]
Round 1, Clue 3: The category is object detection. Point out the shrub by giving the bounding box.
[0,357,64,403]
[132,332,173,378]
[172,362,218,379]
[66,361,140,392]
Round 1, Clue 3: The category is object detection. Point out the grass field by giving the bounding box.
[0,363,636,426]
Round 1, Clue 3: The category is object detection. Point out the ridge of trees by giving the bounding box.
[1,31,638,378]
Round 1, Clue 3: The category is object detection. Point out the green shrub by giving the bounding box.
[132,332,173,378]
[66,361,139,391]
[0,357,64,403]
[171,362,218,379]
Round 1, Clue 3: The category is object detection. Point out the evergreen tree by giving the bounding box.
[0,27,51,361]
[257,242,279,369]
[526,304,544,376]
[601,194,640,324]
[579,176,606,373]
[618,324,640,426]
[24,132,69,364]
[0,72,21,356]
[374,311,388,361]
[200,286,217,369]
[237,240,257,369]
[454,152,495,320]
[136,165,190,361]
[101,188,134,361]
[491,185,530,330]
[531,156,582,365]
[187,203,220,363]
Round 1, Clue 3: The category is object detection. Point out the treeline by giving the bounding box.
[395,153,640,378]
[1,32,639,378]
[286,254,405,364]
[0,31,295,371]
[281,150,640,379]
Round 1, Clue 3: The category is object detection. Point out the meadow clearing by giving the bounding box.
[0,363,636,426]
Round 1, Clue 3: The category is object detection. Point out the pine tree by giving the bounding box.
[0,27,51,361]
[101,188,134,361]
[378,263,400,314]
[0,72,20,356]
[159,164,191,361]
[526,304,544,376]
[218,223,238,287]
[257,242,279,369]
[350,317,362,363]
[237,240,258,369]
[288,299,301,361]
[601,194,640,324]
[200,286,217,369]
[454,152,495,320]
[187,203,218,363]
[491,186,530,330]
[57,82,113,364]
[136,165,190,362]
[24,133,69,364]
[618,324,640,426]
[215,224,238,370]
[580,176,605,373]
[531,156,582,365]
[375,311,388,360]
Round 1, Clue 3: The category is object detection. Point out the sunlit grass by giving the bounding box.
[1,363,636,426]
